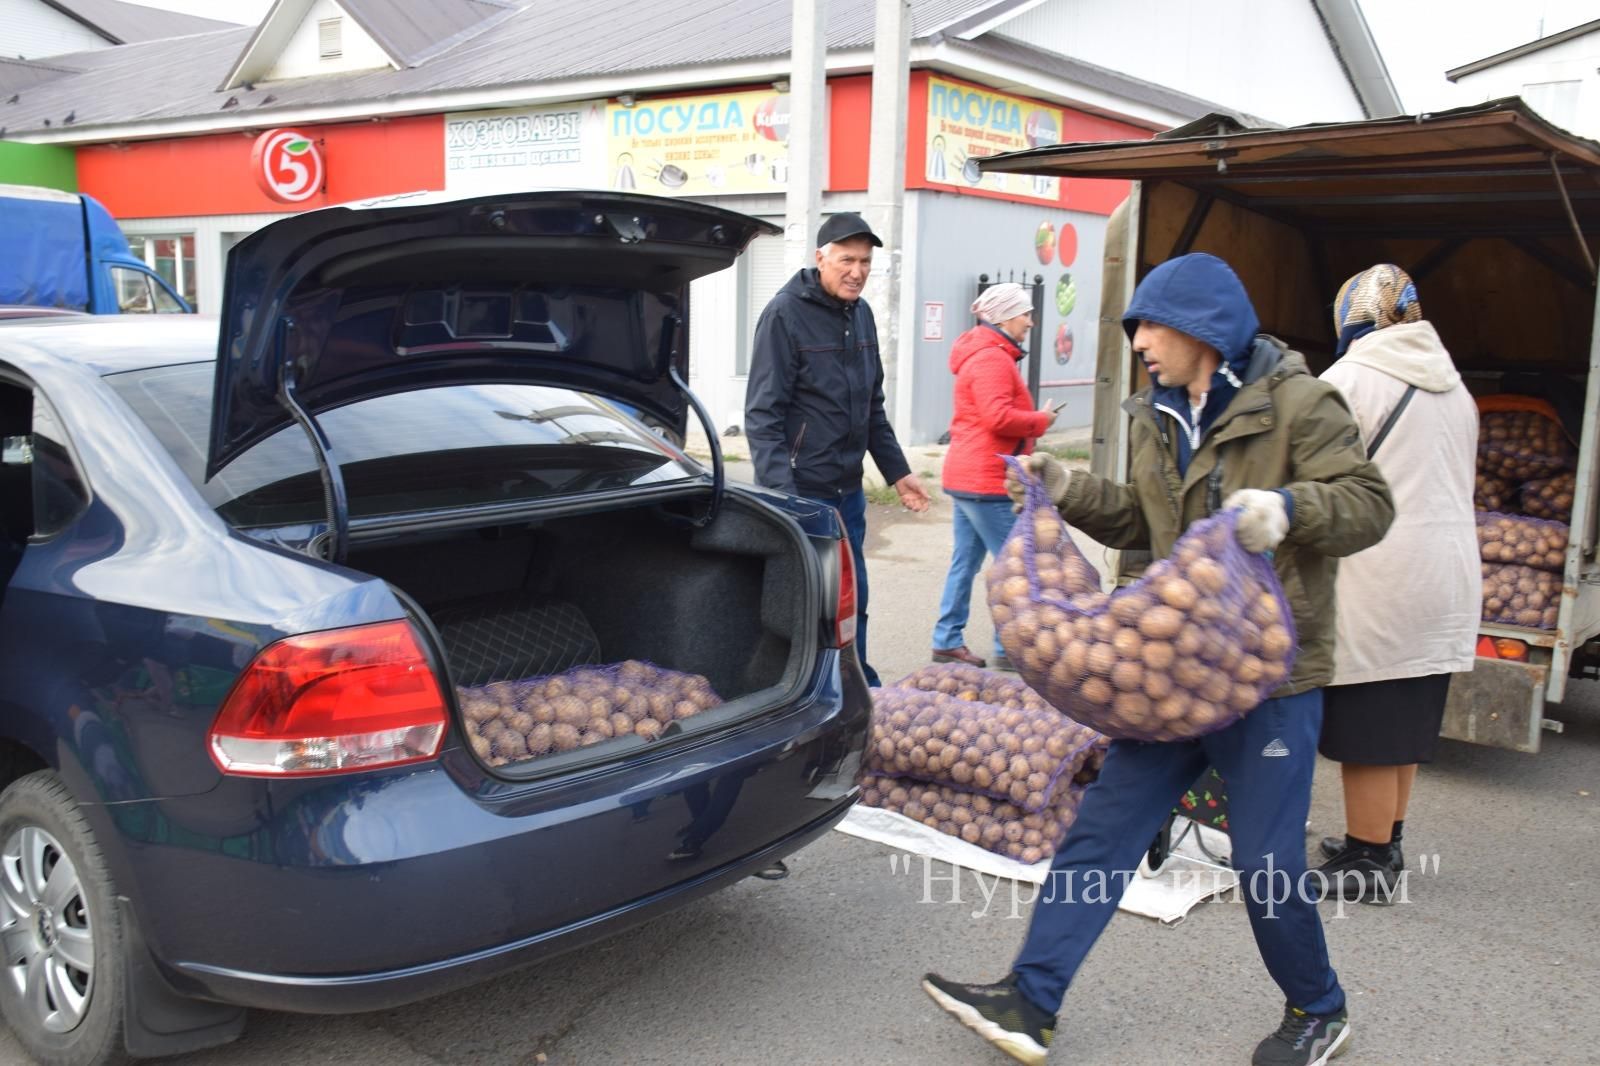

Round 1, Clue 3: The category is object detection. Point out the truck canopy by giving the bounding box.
[980,99,1600,372]
[0,185,93,311]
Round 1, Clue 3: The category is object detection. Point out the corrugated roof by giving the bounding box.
[1,0,1189,136]
[45,0,239,44]
[956,35,1263,126]
[0,57,83,97]
[340,0,519,67]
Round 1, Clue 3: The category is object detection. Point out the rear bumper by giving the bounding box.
[169,799,852,1014]
[104,652,869,1012]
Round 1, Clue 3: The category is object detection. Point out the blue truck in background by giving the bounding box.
[1,183,192,314]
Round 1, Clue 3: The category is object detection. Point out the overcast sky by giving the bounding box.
[133,0,1597,115]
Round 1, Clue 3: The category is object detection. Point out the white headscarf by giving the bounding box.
[971,283,1032,324]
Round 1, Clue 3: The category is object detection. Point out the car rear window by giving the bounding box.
[104,362,697,527]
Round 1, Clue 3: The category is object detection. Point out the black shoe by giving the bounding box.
[922,972,1054,1066]
[1312,843,1402,905]
[1252,1004,1351,1065]
[990,654,1017,674]
[1320,822,1404,866]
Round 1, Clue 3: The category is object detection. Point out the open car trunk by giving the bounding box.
[345,491,818,772]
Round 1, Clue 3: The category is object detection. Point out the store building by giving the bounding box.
[0,0,1398,443]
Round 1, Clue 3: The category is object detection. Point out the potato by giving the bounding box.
[1138,606,1184,640]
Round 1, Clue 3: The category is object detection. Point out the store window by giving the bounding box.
[126,234,198,311]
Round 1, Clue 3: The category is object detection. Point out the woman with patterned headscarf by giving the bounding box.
[1315,264,1479,901]
[931,283,1059,670]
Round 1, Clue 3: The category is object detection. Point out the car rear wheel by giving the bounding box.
[0,772,127,1066]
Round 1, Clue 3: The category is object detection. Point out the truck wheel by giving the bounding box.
[0,772,128,1066]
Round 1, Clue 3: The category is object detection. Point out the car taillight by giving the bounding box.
[835,537,857,647]
[209,620,448,776]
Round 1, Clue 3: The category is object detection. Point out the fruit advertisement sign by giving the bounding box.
[924,76,1061,204]
[607,89,797,197]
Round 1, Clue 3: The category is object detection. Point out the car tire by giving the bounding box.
[0,771,129,1066]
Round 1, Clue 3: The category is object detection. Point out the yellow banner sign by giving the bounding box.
[925,76,1061,202]
[607,89,794,197]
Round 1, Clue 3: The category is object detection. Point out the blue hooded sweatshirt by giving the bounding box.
[1121,253,1259,477]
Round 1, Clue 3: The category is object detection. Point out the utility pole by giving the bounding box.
[785,0,827,274]
[863,0,911,424]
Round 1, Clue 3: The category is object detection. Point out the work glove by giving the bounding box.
[1006,453,1070,513]
[1225,489,1289,553]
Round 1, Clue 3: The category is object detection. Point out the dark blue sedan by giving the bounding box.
[0,192,870,1065]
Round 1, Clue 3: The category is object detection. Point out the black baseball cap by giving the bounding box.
[816,212,882,248]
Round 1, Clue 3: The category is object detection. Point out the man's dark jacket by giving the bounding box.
[745,268,911,497]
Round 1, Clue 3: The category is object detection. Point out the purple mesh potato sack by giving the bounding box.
[458,660,722,767]
[1519,472,1575,523]
[1480,561,1560,630]
[1478,409,1575,482]
[987,458,1298,741]
[859,771,1088,865]
[1476,511,1569,574]
[866,683,1106,813]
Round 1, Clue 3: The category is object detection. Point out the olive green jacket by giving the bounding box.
[1061,336,1395,694]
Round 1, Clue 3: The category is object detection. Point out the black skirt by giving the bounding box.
[1318,673,1453,765]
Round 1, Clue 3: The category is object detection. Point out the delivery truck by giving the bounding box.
[0,183,192,314]
[980,98,1600,753]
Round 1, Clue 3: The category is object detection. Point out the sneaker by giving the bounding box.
[932,645,988,668]
[922,972,1054,1066]
[1252,1004,1351,1065]
[990,654,1017,673]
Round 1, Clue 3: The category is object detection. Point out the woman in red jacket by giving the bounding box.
[932,283,1058,670]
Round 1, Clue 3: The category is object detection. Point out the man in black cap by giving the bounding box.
[745,212,930,686]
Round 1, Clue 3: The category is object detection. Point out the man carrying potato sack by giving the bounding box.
[922,252,1394,1066]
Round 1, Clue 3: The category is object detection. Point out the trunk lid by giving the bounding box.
[208,190,777,479]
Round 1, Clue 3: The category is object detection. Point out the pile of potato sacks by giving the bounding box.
[859,663,1108,865]
[986,470,1296,742]
[1475,404,1578,630]
[458,661,722,767]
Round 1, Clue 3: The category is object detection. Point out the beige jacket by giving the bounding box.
[1321,321,1479,686]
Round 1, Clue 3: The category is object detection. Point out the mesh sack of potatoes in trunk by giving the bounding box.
[858,771,1087,865]
[1480,561,1560,630]
[1519,472,1576,523]
[987,459,1297,742]
[1477,409,1575,482]
[459,660,722,767]
[1476,512,1569,573]
[1474,472,1514,513]
[866,683,1107,813]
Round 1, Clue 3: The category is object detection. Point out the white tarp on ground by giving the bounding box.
[836,806,1238,925]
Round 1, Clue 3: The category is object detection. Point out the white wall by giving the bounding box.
[0,0,112,58]
[994,0,1366,126]
[1454,31,1600,136]
[267,0,392,82]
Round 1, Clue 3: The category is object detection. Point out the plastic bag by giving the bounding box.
[987,458,1297,741]
[1520,472,1575,523]
[1476,511,1568,574]
[1480,562,1560,630]
[890,661,1054,712]
[866,682,1106,813]
[858,771,1087,864]
[458,660,722,767]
